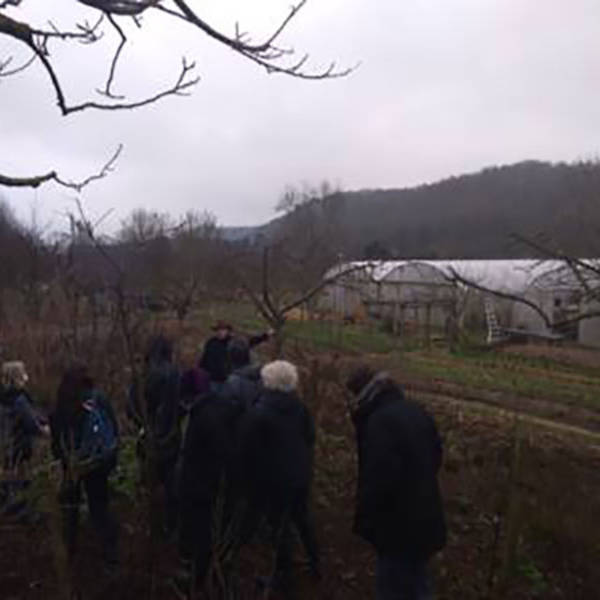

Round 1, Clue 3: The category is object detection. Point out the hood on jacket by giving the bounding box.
[351,371,400,423]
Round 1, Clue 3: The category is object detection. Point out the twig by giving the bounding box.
[0,144,123,191]
[0,52,35,77]
[96,13,127,99]
[157,0,357,80]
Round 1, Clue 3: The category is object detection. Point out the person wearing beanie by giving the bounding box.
[346,365,446,600]
[239,360,320,595]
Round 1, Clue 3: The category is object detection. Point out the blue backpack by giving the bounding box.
[76,395,117,474]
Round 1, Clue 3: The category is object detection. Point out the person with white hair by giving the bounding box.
[240,359,320,596]
[0,361,49,473]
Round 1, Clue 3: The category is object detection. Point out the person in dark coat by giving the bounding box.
[346,366,446,600]
[50,365,119,567]
[129,335,182,536]
[177,390,243,590]
[219,337,262,409]
[199,321,271,387]
[240,360,320,595]
[1,361,49,473]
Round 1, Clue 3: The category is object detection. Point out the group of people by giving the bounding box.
[0,319,447,600]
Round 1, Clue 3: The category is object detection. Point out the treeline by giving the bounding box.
[0,198,339,328]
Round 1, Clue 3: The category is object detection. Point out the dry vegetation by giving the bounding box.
[2,303,600,599]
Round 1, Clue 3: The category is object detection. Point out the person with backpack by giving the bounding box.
[50,365,119,568]
[199,321,272,389]
[1,361,49,473]
[239,360,320,596]
[129,335,182,536]
[345,365,446,600]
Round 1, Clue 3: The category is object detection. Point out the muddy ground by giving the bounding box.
[2,321,600,599]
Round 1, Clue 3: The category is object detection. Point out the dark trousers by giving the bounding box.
[245,488,318,595]
[179,498,213,581]
[375,554,433,600]
[60,468,118,564]
[156,453,179,534]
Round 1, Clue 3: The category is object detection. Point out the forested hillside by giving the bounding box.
[243,161,600,259]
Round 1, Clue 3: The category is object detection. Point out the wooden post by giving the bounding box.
[393,301,399,336]
[496,417,524,598]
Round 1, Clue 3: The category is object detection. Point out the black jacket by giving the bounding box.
[179,394,243,506]
[200,333,268,383]
[353,375,446,559]
[240,388,315,506]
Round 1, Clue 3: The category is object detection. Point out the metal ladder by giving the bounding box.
[484,297,505,344]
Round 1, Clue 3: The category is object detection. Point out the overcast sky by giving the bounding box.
[1,0,600,232]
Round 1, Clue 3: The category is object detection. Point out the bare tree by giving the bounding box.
[237,245,366,354]
[1,1,355,190]
[161,210,223,320]
[272,181,347,313]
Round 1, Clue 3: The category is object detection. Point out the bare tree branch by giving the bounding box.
[97,13,126,98]
[158,0,357,80]
[0,144,123,191]
[280,263,370,315]
[56,144,123,190]
[511,233,600,281]
[30,36,199,115]
[446,267,554,329]
[0,50,35,76]
[0,11,198,115]
[77,0,159,17]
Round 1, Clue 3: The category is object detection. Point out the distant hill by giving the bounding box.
[225,160,600,259]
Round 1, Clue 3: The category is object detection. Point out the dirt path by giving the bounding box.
[410,387,600,448]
